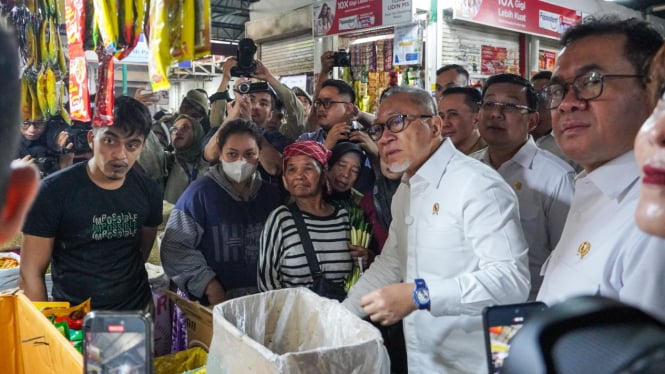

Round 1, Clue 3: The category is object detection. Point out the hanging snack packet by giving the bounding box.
[65,0,91,122]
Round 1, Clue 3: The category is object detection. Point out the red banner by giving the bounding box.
[453,0,583,39]
[538,49,557,71]
[313,0,412,37]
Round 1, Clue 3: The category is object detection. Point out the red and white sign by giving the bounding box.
[313,0,412,37]
[453,0,583,39]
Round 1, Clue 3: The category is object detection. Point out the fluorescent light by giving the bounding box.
[351,34,394,45]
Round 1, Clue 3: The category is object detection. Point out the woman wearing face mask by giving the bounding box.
[161,119,285,307]
[636,45,665,237]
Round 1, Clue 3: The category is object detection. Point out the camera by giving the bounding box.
[231,38,258,78]
[349,120,362,132]
[68,121,92,154]
[236,81,251,94]
[33,156,58,176]
[333,50,351,67]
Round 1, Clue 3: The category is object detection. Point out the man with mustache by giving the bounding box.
[536,16,665,320]
[472,73,574,300]
[20,96,163,311]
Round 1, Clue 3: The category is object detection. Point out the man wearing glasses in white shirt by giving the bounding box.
[471,73,575,300]
[537,16,665,321]
[343,85,530,373]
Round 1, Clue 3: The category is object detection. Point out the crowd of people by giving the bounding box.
[3,14,665,373]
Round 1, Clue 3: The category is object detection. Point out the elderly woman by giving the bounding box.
[325,142,366,203]
[636,45,665,237]
[258,141,367,295]
[161,118,284,305]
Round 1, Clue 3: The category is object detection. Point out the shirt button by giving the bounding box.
[405,216,414,225]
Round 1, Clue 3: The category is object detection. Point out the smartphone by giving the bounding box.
[483,301,547,374]
[83,311,153,374]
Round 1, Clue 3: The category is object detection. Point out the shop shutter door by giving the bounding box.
[259,34,314,77]
[439,15,520,80]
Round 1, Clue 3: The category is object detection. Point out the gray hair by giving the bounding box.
[380,86,437,115]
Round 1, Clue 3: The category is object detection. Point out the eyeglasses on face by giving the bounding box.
[368,114,434,141]
[21,121,47,130]
[312,99,350,109]
[479,101,535,114]
[541,71,643,110]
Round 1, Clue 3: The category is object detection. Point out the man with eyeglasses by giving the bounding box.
[343,85,530,373]
[437,86,486,155]
[16,116,74,177]
[471,73,575,300]
[536,16,665,321]
[530,71,581,172]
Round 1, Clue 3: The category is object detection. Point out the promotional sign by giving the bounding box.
[393,23,422,66]
[453,0,583,39]
[538,49,557,71]
[313,0,413,37]
[481,45,519,75]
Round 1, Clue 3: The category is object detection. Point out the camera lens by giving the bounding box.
[237,82,251,94]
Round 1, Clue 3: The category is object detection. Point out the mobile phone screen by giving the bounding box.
[483,302,546,374]
[84,312,152,374]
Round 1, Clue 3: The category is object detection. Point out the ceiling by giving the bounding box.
[610,0,665,18]
[210,0,259,43]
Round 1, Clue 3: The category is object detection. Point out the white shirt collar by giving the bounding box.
[581,151,639,200]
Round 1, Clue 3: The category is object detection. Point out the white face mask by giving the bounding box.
[222,159,257,183]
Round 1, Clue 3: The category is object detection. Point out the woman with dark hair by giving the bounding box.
[318,3,334,33]
[161,118,284,306]
[258,141,366,294]
[635,44,665,237]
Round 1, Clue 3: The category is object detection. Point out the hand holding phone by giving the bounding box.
[483,302,547,374]
[83,311,153,374]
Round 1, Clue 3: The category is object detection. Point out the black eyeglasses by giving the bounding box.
[542,71,643,109]
[479,101,535,114]
[368,114,434,141]
[21,121,46,130]
[312,99,350,109]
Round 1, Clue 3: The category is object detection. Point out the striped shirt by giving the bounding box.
[258,204,353,291]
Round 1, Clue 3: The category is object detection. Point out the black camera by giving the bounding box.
[333,50,351,67]
[236,82,251,94]
[231,38,258,78]
[33,156,58,176]
[68,121,92,154]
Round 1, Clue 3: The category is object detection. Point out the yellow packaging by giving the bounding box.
[0,292,82,373]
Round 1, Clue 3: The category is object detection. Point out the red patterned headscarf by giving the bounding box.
[283,141,332,169]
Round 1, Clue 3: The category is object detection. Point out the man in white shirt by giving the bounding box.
[343,85,530,373]
[537,16,665,321]
[472,73,575,300]
[437,86,487,155]
[434,64,470,101]
[530,71,582,172]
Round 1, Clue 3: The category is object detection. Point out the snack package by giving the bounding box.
[65,0,91,122]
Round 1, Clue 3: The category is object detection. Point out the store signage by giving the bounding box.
[481,45,519,75]
[452,0,582,39]
[393,24,422,66]
[313,0,413,37]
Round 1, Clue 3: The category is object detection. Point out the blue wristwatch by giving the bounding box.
[413,278,430,310]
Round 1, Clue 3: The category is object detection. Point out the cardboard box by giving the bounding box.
[0,291,83,373]
[164,290,213,351]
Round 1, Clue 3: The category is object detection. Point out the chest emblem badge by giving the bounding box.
[577,241,591,259]
[514,181,522,190]
[433,203,439,215]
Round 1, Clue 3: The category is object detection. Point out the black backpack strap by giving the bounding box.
[287,203,322,279]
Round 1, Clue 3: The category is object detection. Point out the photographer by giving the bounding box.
[16,116,75,177]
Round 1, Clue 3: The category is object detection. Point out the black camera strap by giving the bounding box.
[287,203,323,280]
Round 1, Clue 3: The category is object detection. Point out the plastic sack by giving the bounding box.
[155,346,207,374]
[0,252,20,291]
[206,288,389,374]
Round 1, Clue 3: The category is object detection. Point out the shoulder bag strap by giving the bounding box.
[287,203,323,279]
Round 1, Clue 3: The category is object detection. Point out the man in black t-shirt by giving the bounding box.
[19,96,163,310]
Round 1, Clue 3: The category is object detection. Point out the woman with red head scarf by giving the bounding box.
[258,141,367,296]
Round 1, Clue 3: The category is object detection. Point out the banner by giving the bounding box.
[452,0,583,39]
[538,49,557,71]
[393,23,422,66]
[313,0,413,37]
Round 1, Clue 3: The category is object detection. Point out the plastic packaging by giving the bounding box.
[207,288,389,374]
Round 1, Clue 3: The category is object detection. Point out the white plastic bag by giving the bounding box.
[207,288,389,374]
[0,252,20,291]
